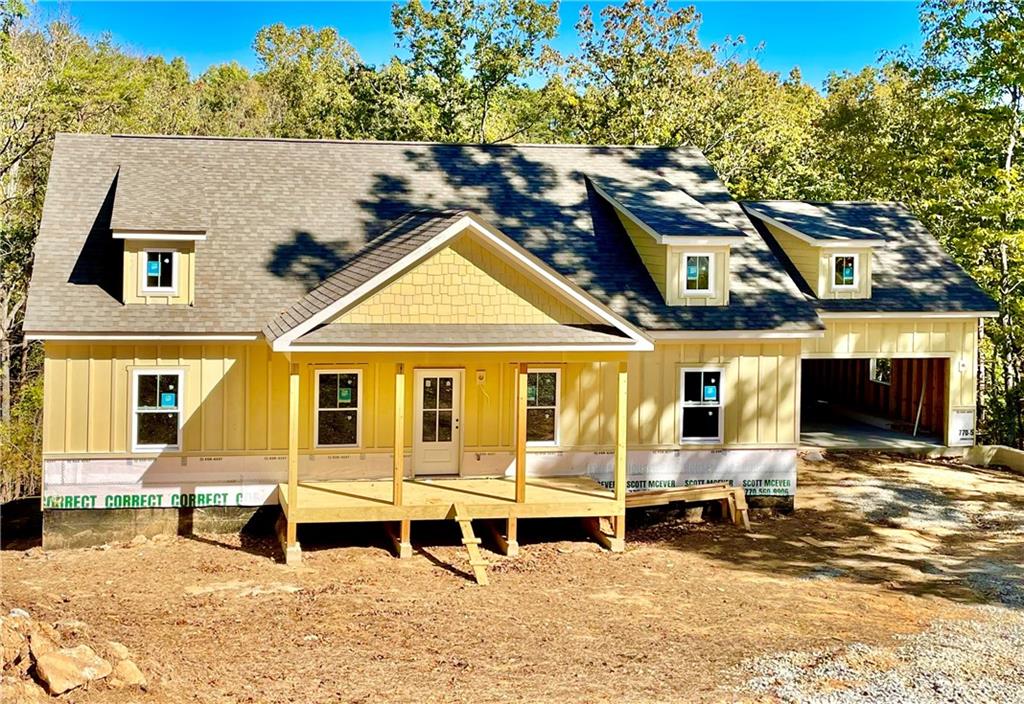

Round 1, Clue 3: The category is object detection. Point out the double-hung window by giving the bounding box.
[316,370,361,447]
[142,250,177,293]
[132,369,183,451]
[831,254,857,289]
[679,368,723,443]
[681,253,713,296]
[525,369,560,445]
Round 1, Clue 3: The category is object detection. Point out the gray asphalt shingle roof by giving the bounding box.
[587,175,746,239]
[744,201,997,314]
[745,201,885,242]
[25,134,826,336]
[263,209,469,340]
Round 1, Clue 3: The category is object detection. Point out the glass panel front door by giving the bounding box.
[413,370,462,475]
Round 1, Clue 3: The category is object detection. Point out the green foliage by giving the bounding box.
[392,0,559,141]
[0,347,42,503]
[1,0,1022,503]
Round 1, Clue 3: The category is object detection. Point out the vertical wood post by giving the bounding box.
[393,363,405,507]
[284,362,301,562]
[614,361,628,505]
[515,362,528,504]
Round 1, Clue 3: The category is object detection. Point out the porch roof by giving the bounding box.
[291,323,634,349]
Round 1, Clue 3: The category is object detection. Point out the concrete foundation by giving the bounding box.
[42,505,279,550]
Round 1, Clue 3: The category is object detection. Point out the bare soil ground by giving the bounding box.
[3,452,1022,703]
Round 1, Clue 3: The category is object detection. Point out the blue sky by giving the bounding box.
[36,1,924,89]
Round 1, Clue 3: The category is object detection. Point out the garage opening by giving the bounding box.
[800,357,947,449]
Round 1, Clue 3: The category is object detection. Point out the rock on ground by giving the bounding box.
[35,644,112,695]
[106,640,131,660]
[111,658,147,688]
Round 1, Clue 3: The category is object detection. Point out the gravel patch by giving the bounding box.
[738,606,1024,703]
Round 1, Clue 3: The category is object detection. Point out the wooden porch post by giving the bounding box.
[390,363,412,559]
[612,360,628,552]
[284,362,302,564]
[393,363,405,507]
[515,362,528,504]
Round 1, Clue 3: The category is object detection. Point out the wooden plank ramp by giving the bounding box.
[625,483,751,531]
[450,503,489,585]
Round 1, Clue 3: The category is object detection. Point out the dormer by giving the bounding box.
[745,201,884,300]
[110,162,207,305]
[588,176,745,306]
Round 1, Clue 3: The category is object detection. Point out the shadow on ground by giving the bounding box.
[633,451,1024,609]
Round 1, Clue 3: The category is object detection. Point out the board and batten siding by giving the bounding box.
[615,212,668,299]
[628,342,800,448]
[42,341,801,460]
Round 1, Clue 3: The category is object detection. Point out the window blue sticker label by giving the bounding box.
[338,387,351,403]
[160,392,176,408]
[844,265,853,278]
[147,260,160,276]
[703,385,718,402]
[687,264,698,277]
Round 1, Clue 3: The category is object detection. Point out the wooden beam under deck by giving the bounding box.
[277,476,618,525]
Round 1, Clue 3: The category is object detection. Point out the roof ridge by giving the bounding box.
[93,132,702,151]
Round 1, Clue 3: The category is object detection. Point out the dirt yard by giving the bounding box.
[3,452,1023,703]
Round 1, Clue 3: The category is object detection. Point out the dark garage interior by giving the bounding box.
[800,357,947,449]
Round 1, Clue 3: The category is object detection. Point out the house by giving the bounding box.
[24,134,997,558]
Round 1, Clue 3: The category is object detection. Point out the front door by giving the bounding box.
[412,369,463,476]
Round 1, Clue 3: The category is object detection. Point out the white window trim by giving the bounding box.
[680,252,715,297]
[140,248,180,295]
[830,253,859,291]
[678,366,725,445]
[869,358,892,386]
[526,367,561,447]
[313,369,363,449]
[131,368,184,453]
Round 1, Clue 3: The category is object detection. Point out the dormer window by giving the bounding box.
[681,253,713,296]
[142,250,178,294]
[831,254,858,290]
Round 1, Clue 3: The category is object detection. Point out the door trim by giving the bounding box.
[411,368,465,476]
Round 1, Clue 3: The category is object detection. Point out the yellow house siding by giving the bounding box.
[765,224,821,294]
[332,233,590,326]
[627,342,800,448]
[665,246,730,306]
[122,241,195,305]
[615,212,668,299]
[43,340,802,460]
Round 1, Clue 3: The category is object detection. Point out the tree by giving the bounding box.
[391,0,559,142]
[254,23,361,139]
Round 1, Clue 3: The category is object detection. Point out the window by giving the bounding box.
[681,253,713,295]
[142,250,177,293]
[679,368,723,443]
[132,369,182,451]
[420,374,455,443]
[316,371,361,447]
[526,369,560,445]
[870,358,892,385]
[831,254,857,289]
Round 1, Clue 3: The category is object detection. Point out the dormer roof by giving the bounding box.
[110,160,209,240]
[745,201,886,247]
[588,175,746,244]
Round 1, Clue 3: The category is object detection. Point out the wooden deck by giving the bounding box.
[278,476,620,524]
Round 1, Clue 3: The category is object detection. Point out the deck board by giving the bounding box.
[278,476,620,524]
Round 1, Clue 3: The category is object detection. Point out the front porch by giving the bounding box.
[278,360,630,565]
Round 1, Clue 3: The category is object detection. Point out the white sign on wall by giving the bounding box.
[948,408,976,447]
